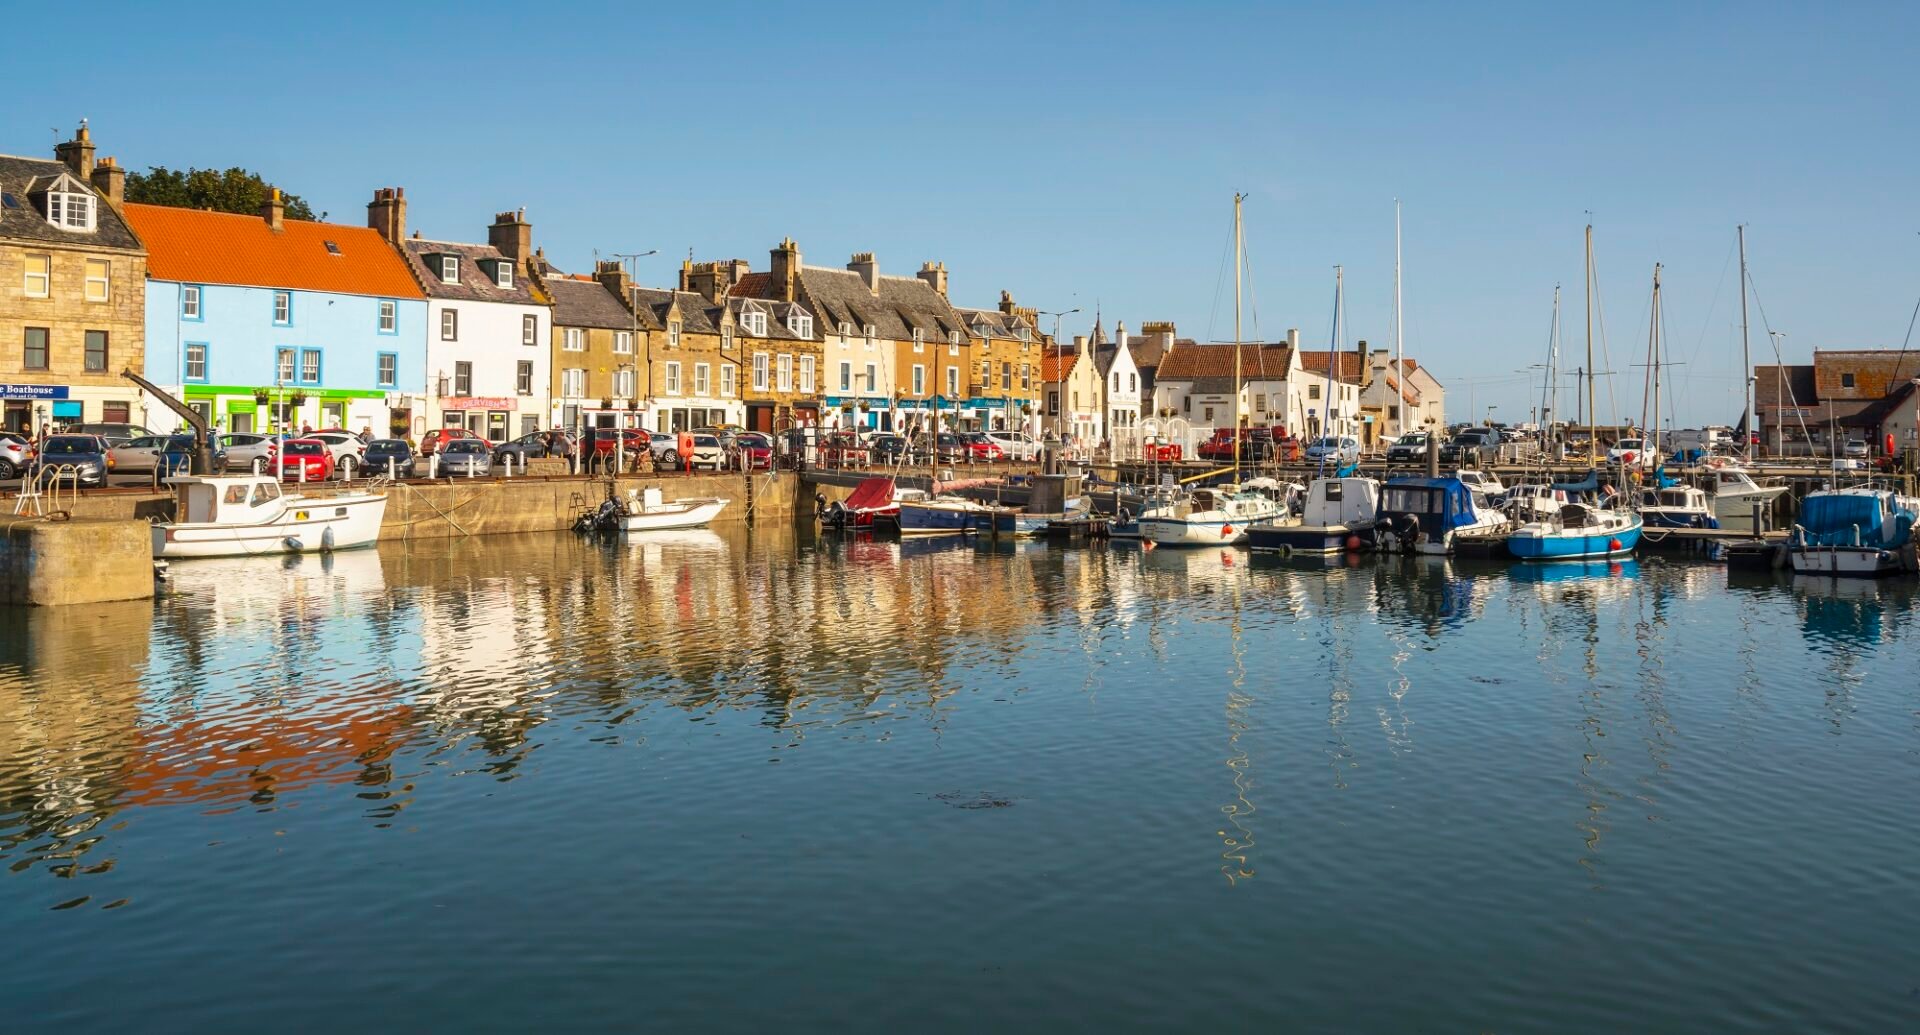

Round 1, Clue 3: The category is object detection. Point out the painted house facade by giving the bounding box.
[1149,340,1306,435]
[633,286,742,432]
[541,265,644,431]
[1097,323,1144,436]
[1756,349,1920,457]
[1042,339,1105,444]
[680,256,819,432]
[131,194,426,437]
[954,292,1043,433]
[0,125,149,433]
[1360,348,1445,440]
[387,199,552,442]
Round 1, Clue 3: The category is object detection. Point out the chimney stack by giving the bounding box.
[261,187,285,231]
[916,260,948,298]
[848,252,879,295]
[595,259,633,310]
[367,187,407,244]
[55,121,95,178]
[90,156,125,210]
[489,208,532,275]
[684,260,738,305]
[1286,327,1300,349]
[770,237,801,302]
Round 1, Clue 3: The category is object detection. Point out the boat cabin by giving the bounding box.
[167,475,285,523]
[1302,477,1380,527]
[1640,486,1711,511]
[1380,476,1481,541]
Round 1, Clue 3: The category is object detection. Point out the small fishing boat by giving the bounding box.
[1138,485,1287,546]
[818,476,909,529]
[1110,484,1179,539]
[1501,483,1570,523]
[152,474,387,559]
[897,495,1000,536]
[1507,501,1643,561]
[1705,466,1789,532]
[1247,476,1379,554]
[1788,487,1919,577]
[1637,484,1718,529]
[1375,476,1509,555]
[1455,469,1505,507]
[617,487,730,532]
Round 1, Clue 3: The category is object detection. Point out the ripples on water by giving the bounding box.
[2,530,1917,1031]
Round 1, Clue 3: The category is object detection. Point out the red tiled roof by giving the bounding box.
[730,272,772,297]
[1041,347,1076,382]
[1155,343,1295,380]
[1296,350,1365,383]
[123,203,424,298]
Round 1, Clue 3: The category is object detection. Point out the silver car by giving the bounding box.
[107,435,173,473]
[0,433,34,480]
[220,433,279,472]
[437,439,494,477]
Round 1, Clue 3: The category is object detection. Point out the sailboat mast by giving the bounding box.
[1333,264,1344,438]
[1233,192,1244,472]
[1585,223,1596,470]
[1738,224,1753,461]
[1394,199,1405,438]
[1651,263,1663,459]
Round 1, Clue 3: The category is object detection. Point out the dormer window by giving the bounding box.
[494,261,513,289]
[44,184,95,232]
[912,328,925,351]
[789,312,813,338]
[742,309,767,336]
[439,255,459,283]
[947,330,961,355]
[863,324,875,346]
[838,321,852,339]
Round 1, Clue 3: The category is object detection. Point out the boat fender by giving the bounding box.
[282,536,302,552]
[1608,537,1622,552]
[321,526,335,553]
[1345,534,1363,552]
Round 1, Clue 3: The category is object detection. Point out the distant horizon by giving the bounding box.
[6,1,1915,427]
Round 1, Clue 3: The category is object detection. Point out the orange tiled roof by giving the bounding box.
[124,203,424,299]
[1296,350,1365,383]
[730,272,772,297]
[1041,347,1078,382]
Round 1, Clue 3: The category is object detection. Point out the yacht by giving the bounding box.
[1138,485,1286,546]
[1508,501,1644,561]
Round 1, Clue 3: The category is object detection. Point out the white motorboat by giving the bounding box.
[1138,485,1286,546]
[1501,483,1570,523]
[152,474,387,559]
[1455,469,1506,506]
[619,487,730,532]
[1246,476,1379,554]
[1704,466,1789,532]
[1788,487,1919,577]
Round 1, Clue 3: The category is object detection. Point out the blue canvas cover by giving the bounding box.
[1799,492,1914,548]
[1381,476,1478,540]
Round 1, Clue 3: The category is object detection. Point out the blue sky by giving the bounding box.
[8,1,1915,425]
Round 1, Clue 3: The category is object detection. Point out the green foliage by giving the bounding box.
[125,166,317,221]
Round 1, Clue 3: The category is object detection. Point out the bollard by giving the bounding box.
[429,453,440,479]
[299,459,307,484]
[341,455,353,483]
[466,457,475,479]
[254,456,265,475]
[388,456,397,480]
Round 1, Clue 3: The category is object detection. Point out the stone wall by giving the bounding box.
[0,517,154,605]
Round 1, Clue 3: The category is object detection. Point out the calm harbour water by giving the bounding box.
[3,527,1917,1031]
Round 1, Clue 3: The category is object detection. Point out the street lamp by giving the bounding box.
[1035,307,1080,439]
[609,249,658,443]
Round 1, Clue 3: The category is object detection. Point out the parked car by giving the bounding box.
[1197,428,1275,462]
[1304,435,1361,464]
[1606,437,1646,465]
[868,433,911,463]
[108,435,168,473]
[420,427,481,455]
[0,432,34,480]
[684,433,726,471]
[362,439,418,478]
[1385,432,1431,463]
[646,431,679,464]
[733,431,773,469]
[961,432,1005,463]
[275,438,335,482]
[1844,438,1869,458]
[219,433,279,472]
[65,422,155,447]
[1141,438,1182,462]
[1441,427,1503,465]
[438,438,495,477]
[1830,456,1863,471]
[494,431,557,467]
[34,434,112,487]
[985,430,1041,461]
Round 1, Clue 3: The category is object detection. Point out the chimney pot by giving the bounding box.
[368,186,407,244]
[90,155,125,210]
[261,187,285,231]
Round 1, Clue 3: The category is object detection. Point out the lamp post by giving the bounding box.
[1036,307,1080,441]
[609,249,657,443]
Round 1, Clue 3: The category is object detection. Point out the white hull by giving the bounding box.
[155,493,388,558]
[1712,486,1788,532]
[1789,546,1903,578]
[621,497,729,532]
[1376,513,1510,555]
[1139,514,1281,546]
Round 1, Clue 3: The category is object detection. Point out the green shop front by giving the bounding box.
[184,385,405,437]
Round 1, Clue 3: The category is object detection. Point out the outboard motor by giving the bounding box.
[1390,512,1421,551]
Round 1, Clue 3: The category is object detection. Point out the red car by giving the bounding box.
[421,427,481,455]
[960,432,1005,462]
[1142,438,1182,462]
[589,428,650,459]
[275,438,336,482]
[818,432,870,468]
[733,431,773,469]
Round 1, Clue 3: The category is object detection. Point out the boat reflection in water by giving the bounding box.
[1791,573,1915,651]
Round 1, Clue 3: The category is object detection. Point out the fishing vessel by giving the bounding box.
[1704,466,1789,532]
[1246,476,1379,554]
[1375,475,1509,555]
[152,474,387,558]
[616,487,730,532]
[1637,484,1718,529]
[1788,487,1919,577]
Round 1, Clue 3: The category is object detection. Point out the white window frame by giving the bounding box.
[565,327,584,352]
[838,321,852,339]
[276,347,296,384]
[614,330,633,354]
[839,361,852,392]
[563,368,586,397]
[47,190,95,231]
[273,290,291,325]
[184,343,208,381]
[668,321,681,348]
[743,310,767,336]
[753,352,770,391]
[496,262,513,289]
[183,285,202,318]
[452,361,472,395]
[378,352,397,387]
[912,364,926,395]
[694,362,711,396]
[947,366,959,397]
[948,331,960,356]
[665,361,682,395]
[863,325,875,351]
[522,313,536,345]
[441,308,457,341]
[84,258,110,302]
[777,354,793,392]
[378,299,396,332]
[517,360,534,395]
[865,363,878,394]
[23,254,50,298]
[800,355,815,394]
[614,368,636,397]
[790,312,813,338]
[440,255,459,283]
[912,328,925,352]
[301,349,321,385]
[720,364,735,397]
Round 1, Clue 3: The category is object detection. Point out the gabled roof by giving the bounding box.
[633,287,719,334]
[1812,348,1920,400]
[789,267,969,343]
[546,275,634,330]
[1154,343,1295,382]
[729,297,815,342]
[124,202,421,298]
[1295,350,1366,384]
[0,154,143,250]
[401,238,543,305]
[1040,346,1078,383]
[952,306,1034,341]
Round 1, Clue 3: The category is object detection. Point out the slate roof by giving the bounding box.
[124,202,421,298]
[1154,343,1296,382]
[546,275,634,330]
[1755,364,1817,408]
[790,267,969,343]
[729,297,817,343]
[401,238,543,305]
[952,306,1035,340]
[633,287,719,334]
[0,154,143,251]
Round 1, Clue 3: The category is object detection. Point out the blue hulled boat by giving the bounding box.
[1507,501,1643,560]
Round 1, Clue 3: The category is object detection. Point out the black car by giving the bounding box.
[495,430,562,466]
[362,438,417,478]
[35,434,112,487]
[1439,427,1501,465]
[869,434,910,463]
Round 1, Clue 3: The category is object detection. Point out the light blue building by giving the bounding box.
[130,201,427,435]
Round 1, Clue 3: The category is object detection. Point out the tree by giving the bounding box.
[125,166,317,221]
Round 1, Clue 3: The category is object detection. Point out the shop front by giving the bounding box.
[163,386,393,437]
[3,383,68,434]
